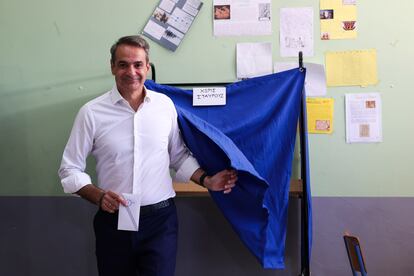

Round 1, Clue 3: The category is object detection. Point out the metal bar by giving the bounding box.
[298,51,310,276]
[299,85,310,276]
[150,62,156,81]
[356,246,367,276]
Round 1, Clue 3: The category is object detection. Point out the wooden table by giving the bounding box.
[173,179,303,197]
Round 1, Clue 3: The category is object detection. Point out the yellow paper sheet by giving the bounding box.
[325,49,378,87]
[320,0,357,40]
[306,98,334,134]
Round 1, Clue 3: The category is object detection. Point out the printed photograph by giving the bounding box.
[359,124,370,137]
[342,20,356,31]
[162,27,184,46]
[258,3,271,21]
[153,7,169,24]
[321,32,330,40]
[214,5,231,20]
[365,100,376,108]
[320,9,334,20]
[315,120,331,131]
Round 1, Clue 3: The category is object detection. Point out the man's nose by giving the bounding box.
[126,65,136,76]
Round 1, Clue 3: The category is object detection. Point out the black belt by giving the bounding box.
[140,198,174,216]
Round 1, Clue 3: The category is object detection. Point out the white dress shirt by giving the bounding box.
[58,86,200,205]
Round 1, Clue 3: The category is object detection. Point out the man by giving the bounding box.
[58,35,237,276]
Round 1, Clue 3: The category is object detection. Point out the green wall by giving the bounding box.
[1,0,413,196]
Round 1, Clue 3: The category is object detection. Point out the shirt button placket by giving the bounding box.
[132,112,141,196]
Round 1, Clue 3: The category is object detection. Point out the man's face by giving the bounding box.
[111,44,150,94]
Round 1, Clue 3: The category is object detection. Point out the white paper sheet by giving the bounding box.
[168,7,194,33]
[279,7,314,57]
[182,2,199,16]
[163,26,184,46]
[237,42,272,79]
[159,0,176,13]
[187,0,202,9]
[143,20,166,40]
[213,0,272,36]
[345,93,382,143]
[274,62,327,96]
[343,0,356,5]
[118,193,141,231]
[193,87,226,106]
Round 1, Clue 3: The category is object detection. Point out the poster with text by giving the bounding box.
[320,0,357,40]
[143,0,203,51]
[345,93,382,143]
[213,0,272,36]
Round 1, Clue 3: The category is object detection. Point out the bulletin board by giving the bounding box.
[1,0,413,198]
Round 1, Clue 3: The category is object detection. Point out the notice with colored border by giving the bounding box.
[143,0,203,52]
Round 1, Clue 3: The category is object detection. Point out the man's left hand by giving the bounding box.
[204,169,238,194]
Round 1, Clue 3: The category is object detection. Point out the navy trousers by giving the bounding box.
[93,200,178,276]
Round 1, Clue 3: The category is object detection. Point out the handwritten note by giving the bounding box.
[193,87,226,106]
[280,7,314,57]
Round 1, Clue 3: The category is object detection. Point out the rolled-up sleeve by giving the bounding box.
[58,105,95,194]
[168,106,200,182]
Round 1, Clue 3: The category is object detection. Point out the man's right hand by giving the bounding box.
[99,190,127,213]
[76,184,127,213]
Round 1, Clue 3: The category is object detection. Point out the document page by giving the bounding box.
[345,93,382,143]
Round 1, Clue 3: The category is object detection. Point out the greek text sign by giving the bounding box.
[193,87,226,106]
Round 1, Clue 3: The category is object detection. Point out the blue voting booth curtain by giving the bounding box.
[145,68,312,269]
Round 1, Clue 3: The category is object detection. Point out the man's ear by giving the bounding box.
[110,61,115,75]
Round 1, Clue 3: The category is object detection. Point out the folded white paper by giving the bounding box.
[118,193,141,231]
[274,62,327,97]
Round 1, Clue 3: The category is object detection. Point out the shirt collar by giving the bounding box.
[110,85,152,105]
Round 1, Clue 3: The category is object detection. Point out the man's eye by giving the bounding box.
[134,63,143,68]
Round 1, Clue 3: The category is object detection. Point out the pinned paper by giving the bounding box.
[320,0,357,40]
[274,62,327,96]
[280,7,314,57]
[325,49,378,87]
[142,0,203,52]
[118,193,141,231]
[213,0,272,36]
[306,98,334,134]
[193,87,226,106]
[237,42,272,79]
[345,93,382,143]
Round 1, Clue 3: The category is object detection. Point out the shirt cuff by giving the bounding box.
[61,173,92,194]
[174,156,200,183]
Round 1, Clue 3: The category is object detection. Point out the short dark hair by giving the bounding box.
[110,35,150,64]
